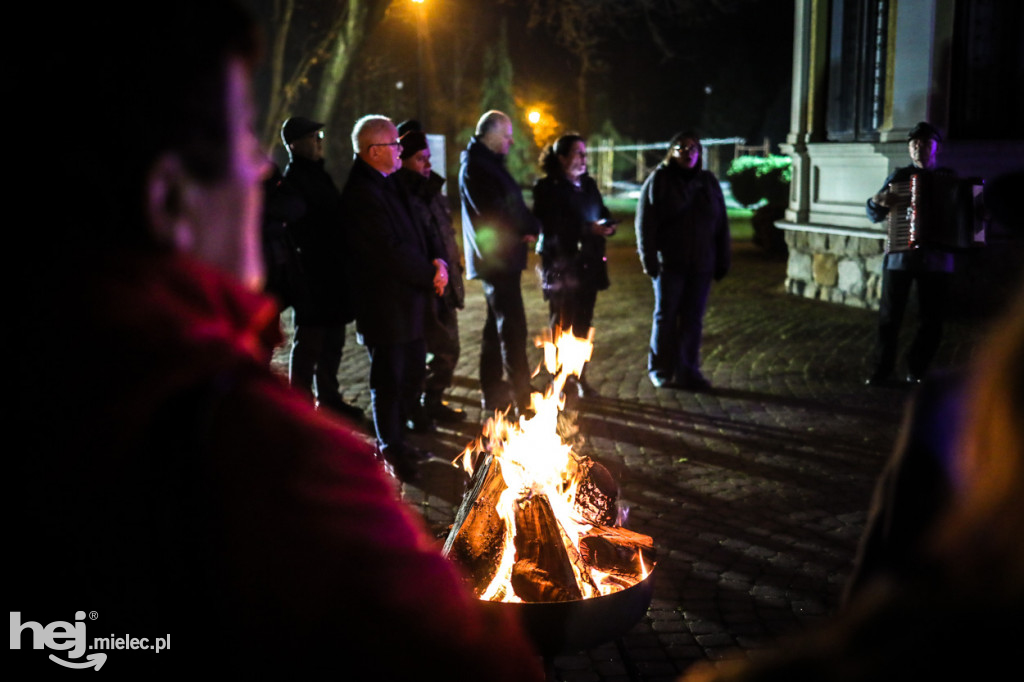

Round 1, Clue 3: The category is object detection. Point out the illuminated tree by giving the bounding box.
[256,0,394,148]
[479,19,535,183]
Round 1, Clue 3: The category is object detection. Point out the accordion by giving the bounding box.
[885,172,986,253]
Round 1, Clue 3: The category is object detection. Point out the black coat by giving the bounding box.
[533,173,611,293]
[635,162,731,278]
[282,156,353,324]
[458,137,539,280]
[394,167,465,309]
[340,157,441,346]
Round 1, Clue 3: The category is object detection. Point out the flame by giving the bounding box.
[454,329,647,602]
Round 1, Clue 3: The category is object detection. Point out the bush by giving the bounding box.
[725,156,764,207]
[726,155,792,208]
[726,155,792,254]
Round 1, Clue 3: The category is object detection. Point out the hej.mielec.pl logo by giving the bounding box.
[11,611,171,670]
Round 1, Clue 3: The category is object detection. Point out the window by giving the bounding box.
[826,0,889,142]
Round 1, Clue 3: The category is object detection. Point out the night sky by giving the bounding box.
[246,0,794,170]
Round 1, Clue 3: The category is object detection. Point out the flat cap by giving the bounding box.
[281,116,324,145]
[907,121,942,142]
[400,131,428,160]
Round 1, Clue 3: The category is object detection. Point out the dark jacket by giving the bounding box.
[340,156,441,346]
[533,173,611,293]
[16,251,544,679]
[282,155,353,324]
[394,167,465,309]
[459,137,540,280]
[635,162,731,278]
[260,164,308,312]
[866,164,956,273]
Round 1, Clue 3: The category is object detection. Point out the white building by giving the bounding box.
[778,0,1023,310]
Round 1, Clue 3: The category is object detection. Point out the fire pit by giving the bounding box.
[478,566,655,657]
[444,331,656,656]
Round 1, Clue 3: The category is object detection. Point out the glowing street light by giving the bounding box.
[524,104,559,149]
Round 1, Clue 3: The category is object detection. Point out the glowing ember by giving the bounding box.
[446,329,654,603]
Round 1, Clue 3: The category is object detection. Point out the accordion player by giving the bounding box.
[885,171,986,253]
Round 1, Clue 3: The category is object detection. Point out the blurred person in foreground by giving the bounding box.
[11,2,542,678]
[533,132,616,398]
[636,131,731,391]
[677,178,1024,680]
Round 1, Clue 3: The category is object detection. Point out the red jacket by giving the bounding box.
[14,251,542,678]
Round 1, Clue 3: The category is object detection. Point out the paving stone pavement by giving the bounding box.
[271,237,986,681]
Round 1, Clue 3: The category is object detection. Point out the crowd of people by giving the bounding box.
[265,99,733,481]
[16,0,1020,677]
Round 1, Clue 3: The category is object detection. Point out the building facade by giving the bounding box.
[778,0,1023,310]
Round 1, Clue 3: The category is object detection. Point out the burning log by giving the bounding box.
[443,454,507,594]
[580,526,655,569]
[573,459,618,526]
[511,494,585,602]
[446,329,656,605]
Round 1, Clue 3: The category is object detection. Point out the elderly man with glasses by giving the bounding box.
[340,115,449,482]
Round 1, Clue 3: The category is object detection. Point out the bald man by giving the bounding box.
[458,110,540,418]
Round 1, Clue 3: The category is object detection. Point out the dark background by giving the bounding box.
[242,0,794,177]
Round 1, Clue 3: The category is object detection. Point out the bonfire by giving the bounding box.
[444,330,654,603]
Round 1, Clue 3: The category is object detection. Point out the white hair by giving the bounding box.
[475,110,510,138]
[351,115,394,154]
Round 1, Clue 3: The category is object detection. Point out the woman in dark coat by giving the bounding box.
[533,133,616,397]
[635,131,731,391]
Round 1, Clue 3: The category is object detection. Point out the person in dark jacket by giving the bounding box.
[395,128,467,423]
[459,110,541,416]
[15,3,544,679]
[635,131,731,391]
[533,133,615,398]
[281,116,363,420]
[864,121,956,386]
[340,115,449,481]
[259,162,307,311]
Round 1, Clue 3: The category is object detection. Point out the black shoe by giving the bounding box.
[679,373,712,392]
[377,445,423,484]
[404,405,436,433]
[424,396,466,423]
[514,389,543,421]
[577,378,598,399]
[649,373,675,388]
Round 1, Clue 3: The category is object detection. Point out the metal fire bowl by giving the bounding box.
[479,569,655,657]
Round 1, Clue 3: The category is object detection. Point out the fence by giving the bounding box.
[588,137,768,197]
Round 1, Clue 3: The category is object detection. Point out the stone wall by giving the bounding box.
[783,230,885,309]
[783,227,1024,319]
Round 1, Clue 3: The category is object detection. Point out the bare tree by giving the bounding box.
[259,0,393,148]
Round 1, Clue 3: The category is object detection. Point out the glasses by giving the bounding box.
[304,130,325,140]
[369,141,402,149]
[673,144,699,153]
